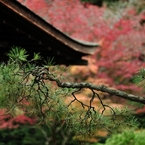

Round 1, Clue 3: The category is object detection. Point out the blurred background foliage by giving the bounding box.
[1,0,145,144]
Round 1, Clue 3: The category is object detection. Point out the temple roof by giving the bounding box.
[0,0,99,65]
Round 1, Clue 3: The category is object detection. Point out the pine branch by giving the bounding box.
[42,69,145,104]
[57,82,145,104]
[26,66,145,105]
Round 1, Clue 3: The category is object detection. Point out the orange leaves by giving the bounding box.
[70,56,98,77]
[87,57,98,74]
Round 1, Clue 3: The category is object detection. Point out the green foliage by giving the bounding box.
[0,47,140,144]
[133,68,145,90]
[133,68,145,83]
[0,62,23,109]
[81,0,120,3]
[81,0,125,7]
[93,130,145,145]
[0,125,46,145]
[104,0,128,7]
[0,124,81,145]
[7,47,28,62]
[105,107,139,133]
[135,113,145,129]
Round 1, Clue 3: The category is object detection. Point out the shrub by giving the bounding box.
[93,130,145,145]
[0,126,46,145]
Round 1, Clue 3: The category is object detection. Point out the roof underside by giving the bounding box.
[0,0,99,65]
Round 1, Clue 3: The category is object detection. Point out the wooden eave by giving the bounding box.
[0,0,99,65]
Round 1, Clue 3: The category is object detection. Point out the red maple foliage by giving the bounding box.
[0,110,36,129]
[95,9,145,92]
[17,0,107,41]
